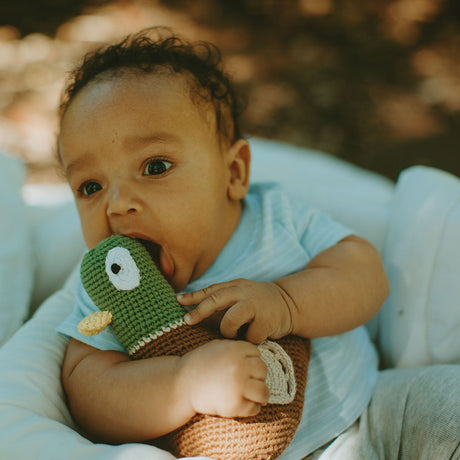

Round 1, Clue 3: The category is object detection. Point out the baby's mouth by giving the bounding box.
[139,239,162,270]
[138,238,175,285]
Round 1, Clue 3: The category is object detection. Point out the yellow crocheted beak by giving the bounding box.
[77,311,113,337]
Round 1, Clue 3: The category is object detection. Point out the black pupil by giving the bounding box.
[111,263,121,274]
[148,161,166,175]
[85,182,101,195]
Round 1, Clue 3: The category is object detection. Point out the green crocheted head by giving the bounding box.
[80,234,186,352]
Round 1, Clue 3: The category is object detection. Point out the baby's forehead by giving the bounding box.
[96,68,210,103]
[59,71,224,158]
[60,68,232,155]
[94,70,217,125]
[135,71,225,141]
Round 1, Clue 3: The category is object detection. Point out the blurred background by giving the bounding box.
[0,0,459,183]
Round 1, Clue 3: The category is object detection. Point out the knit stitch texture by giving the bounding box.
[80,235,311,459]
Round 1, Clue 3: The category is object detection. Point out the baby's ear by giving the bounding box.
[227,139,251,201]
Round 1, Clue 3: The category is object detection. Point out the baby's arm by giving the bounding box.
[180,235,390,342]
[62,338,268,443]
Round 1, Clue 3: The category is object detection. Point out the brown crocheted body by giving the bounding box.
[131,324,311,460]
[131,322,221,359]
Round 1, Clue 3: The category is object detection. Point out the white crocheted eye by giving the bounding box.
[105,246,140,291]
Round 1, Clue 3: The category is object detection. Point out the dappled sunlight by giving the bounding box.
[0,0,458,182]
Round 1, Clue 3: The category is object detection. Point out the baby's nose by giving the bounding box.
[107,183,143,216]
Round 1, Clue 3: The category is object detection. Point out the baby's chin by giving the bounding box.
[170,264,204,294]
[168,273,189,294]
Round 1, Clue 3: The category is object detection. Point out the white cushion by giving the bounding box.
[0,152,33,345]
[23,183,86,313]
[379,166,460,367]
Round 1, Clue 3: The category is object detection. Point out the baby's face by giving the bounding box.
[59,73,246,292]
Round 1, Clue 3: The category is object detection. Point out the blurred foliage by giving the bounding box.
[0,0,459,181]
[160,0,460,180]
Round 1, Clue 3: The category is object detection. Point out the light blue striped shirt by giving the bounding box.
[58,182,378,458]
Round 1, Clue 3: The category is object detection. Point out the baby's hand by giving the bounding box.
[179,340,269,418]
[178,279,294,343]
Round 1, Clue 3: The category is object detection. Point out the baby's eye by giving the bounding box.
[143,159,172,176]
[78,181,102,196]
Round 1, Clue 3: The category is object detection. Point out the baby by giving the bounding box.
[57,28,389,457]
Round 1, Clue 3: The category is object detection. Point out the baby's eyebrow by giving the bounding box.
[65,155,92,179]
[64,133,182,179]
[124,132,182,149]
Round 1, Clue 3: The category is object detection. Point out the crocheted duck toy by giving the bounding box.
[78,234,311,460]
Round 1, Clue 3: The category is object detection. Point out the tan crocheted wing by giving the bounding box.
[259,340,297,404]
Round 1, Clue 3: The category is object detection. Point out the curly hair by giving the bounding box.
[59,27,244,143]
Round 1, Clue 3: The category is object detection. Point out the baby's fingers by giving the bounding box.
[179,283,239,325]
[227,399,263,418]
[220,303,255,339]
[243,381,270,411]
[236,365,269,417]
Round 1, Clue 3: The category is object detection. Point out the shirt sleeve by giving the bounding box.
[56,277,126,353]
[293,200,354,258]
